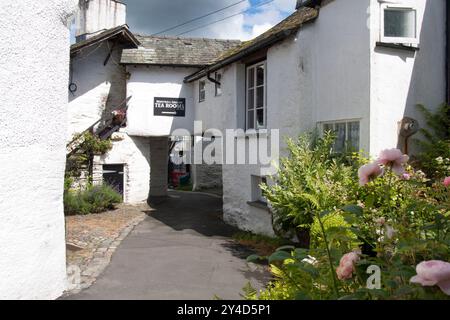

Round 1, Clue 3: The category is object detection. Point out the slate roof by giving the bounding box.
[120,36,242,67]
[185,7,319,82]
[71,25,140,55]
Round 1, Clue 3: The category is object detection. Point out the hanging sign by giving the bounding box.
[154,97,186,117]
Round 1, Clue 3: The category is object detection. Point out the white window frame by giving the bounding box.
[199,80,206,102]
[215,72,222,97]
[380,4,418,45]
[320,119,361,153]
[246,61,267,130]
[251,175,268,204]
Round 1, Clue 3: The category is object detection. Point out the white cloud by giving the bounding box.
[121,0,297,40]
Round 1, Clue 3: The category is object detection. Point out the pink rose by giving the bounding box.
[358,162,384,186]
[336,251,361,280]
[444,177,450,187]
[377,149,409,176]
[402,173,411,181]
[410,260,450,296]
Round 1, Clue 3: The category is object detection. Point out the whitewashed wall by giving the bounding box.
[94,133,151,203]
[369,0,446,156]
[126,66,197,137]
[0,0,77,299]
[68,42,126,140]
[205,0,372,236]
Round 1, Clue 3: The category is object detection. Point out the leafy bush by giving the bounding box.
[247,133,450,300]
[64,184,122,216]
[261,132,355,247]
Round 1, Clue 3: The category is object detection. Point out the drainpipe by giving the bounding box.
[207,72,221,86]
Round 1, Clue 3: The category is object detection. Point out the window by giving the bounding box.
[381,5,418,44]
[251,175,268,204]
[246,62,266,130]
[215,72,222,96]
[199,80,206,102]
[322,120,360,153]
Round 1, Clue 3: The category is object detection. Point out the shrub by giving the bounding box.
[247,142,450,300]
[261,132,355,247]
[64,184,122,216]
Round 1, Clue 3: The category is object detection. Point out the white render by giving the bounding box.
[69,42,127,140]
[75,0,126,38]
[369,0,446,156]
[0,0,77,299]
[126,66,197,137]
[94,133,151,203]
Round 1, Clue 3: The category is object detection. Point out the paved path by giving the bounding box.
[67,191,268,300]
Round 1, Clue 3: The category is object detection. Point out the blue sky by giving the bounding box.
[72,0,296,41]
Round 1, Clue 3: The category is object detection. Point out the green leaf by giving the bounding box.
[268,250,291,263]
[276,245,295,252]
[342,205,364,216]
[246,254,263,263]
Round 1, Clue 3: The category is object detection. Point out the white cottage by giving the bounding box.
[69,0,448,236]
[185,0,447,235]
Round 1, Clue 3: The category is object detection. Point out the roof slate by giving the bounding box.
[120,36,242,66]
[71,25,140,55]
[185,7,319,82]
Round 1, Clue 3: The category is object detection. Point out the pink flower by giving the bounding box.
[402,173,411,181]
[358,162,384,186]
[377,149,409,176]
[336,251,361,280]
[410,260,450,296]
[444,177,450,187]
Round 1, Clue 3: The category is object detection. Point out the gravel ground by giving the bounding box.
[64,203,147,294]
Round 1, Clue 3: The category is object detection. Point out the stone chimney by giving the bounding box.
[75,0,127,42]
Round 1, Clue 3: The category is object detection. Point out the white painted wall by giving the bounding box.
[0,0,77,299]
[369,0,446,156]
[94,133,151,203]
[126,66,197,137]
[309,0,371,154]
[68,42,127,140]
[76,0,126,38]
[194,0,373,236]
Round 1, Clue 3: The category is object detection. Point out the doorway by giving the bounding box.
[103,164,125,197]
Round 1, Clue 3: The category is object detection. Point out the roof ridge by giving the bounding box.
[134,34,241,43]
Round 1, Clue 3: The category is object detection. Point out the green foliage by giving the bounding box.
[81,132,113,155]
[64,184,122,216]
[414,104,450,178]
[246,132,450,300]
[66,132,113,179]
[261,132,356,240]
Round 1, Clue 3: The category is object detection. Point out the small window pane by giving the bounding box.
[199,81,205,102]
[248,68,255,88]
[247,89,255,109]
[256,65,265,86]
[256,109,265,128]
[348,122,360,151]
[247,110,255,129]
[256,87,264,108]
[334,123,346,153]
[384,8,416,38]
[215,73,222,96]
